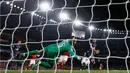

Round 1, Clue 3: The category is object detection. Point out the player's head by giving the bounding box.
[18,40,22,44]
[93,39,97,43]
[71,36,77,45]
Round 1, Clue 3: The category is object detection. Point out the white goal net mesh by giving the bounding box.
[0,0,130,73]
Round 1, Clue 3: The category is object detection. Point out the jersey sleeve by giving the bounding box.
[90,43,92,46]
[67,46,79,58]
[63,39,69,44]
[68,47,75,56]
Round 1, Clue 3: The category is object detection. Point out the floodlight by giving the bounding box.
[88,25,94,31]
[10,4,13,6]
[108,29,112,32]
[40,2,51,11]
[20,8,23,10]
[6,2,9,4]
[17,6,19,9]
[31,12,35,15]
[14,5,16,7]
[73,20,82,26]
[104,29,107,32]
[59,12,69,20]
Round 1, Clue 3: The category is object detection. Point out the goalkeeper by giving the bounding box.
[21,37,80,69]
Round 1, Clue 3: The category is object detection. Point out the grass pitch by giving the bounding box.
[0,70,129,73]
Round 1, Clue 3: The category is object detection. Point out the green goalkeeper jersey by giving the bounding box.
[58,39,72,51]
[44,39,75,58]
[29,40,78,69]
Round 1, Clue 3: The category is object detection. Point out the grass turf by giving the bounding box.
[0,70,129,73]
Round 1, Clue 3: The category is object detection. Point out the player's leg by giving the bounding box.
[40,61,52,68]
[26,59,35,70]
[32,60,55,69]
[21,44,56,57]
[21,50,39,56]
[21,47,48,57]
[28,59,35,67]
[8,62,12,70]
[32,60,40,69]
[28,60,32,67]
[89,58,95,69]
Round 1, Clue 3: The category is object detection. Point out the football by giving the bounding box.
[81,57,90,66]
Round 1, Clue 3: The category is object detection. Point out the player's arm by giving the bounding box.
[71,37,76,50]
[89,43,100,55]
[67,47,81,60]
[21,49,43,57]
[90,43,95,50]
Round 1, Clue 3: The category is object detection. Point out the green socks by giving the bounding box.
[32,60,52,69]
[40,61,51,68]
[32,60,40,69]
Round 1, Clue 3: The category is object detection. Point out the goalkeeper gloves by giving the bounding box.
[77,56,82,60]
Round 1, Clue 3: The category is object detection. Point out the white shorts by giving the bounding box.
[29,60,35,66]
[58,55,68,63]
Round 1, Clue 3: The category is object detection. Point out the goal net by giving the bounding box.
[0,0,130,73]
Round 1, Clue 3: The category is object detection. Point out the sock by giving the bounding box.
[40,61,51,68]
[32,60,39,69]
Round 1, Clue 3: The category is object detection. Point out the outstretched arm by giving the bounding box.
[21,49,43,57]
[68,47,81,60]
[71,37,76,50]
[90,43,95,50]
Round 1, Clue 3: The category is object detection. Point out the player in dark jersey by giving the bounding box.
[89,39,100,69]
[8,40,21,70]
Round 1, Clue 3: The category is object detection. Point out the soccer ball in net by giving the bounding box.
[81,57,90,66]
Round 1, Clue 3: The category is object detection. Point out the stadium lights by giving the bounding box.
[50,19,57,23]
[73,20,82,26]
[31,12,35,15]
[34,14,37,16]
[17,6,19,9]
[14,5,16,7]
[112,30,114,32]
[108,29,112,32]
[20,8,23,10]
[40,2,51,11]
[88,25,94,31]
[59,12,69,21]
[6,2,9,4]
[10,4,13,6]
[103,29,107,32]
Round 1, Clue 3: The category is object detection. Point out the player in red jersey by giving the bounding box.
[52,52,69,70]
[27,54,39,69]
